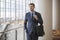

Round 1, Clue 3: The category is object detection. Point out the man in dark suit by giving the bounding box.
[24,3,43,40]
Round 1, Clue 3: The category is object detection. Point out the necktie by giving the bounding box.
[32,13,33,19]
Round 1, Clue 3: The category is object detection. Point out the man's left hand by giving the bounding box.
[33,15,38,20]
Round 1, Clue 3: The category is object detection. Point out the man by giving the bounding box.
[24,3,43,40]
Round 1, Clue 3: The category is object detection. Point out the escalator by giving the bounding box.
[0,23,10,40]
[0,23,10,37]
[0,23,26,40]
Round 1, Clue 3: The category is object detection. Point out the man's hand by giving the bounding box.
[26,29,28,33]
[33,15,38,20]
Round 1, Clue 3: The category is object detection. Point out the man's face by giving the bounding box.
[29,5,35,11]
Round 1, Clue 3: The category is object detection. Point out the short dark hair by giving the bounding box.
[29,3,35,7]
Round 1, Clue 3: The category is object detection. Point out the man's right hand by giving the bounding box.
[26,29,28,33]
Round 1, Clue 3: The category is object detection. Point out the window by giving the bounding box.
[0,0,38,23]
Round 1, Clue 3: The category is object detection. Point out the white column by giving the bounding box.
[38,0,52,40]
[52,0,60,30]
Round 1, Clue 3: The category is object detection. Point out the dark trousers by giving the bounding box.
[26,31,38,40]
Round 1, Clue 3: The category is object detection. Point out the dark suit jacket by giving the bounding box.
[24,11,43,35]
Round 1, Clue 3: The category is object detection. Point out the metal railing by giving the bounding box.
[0,24,25,40]
[0,24,10,39]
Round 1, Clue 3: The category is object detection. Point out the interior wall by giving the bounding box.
[58,0,60,29]
[59,0,60,29]
[37,0,52,40]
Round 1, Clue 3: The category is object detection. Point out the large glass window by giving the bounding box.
[0,0,38,23]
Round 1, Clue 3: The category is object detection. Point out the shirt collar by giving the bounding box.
[30,11,35,14]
